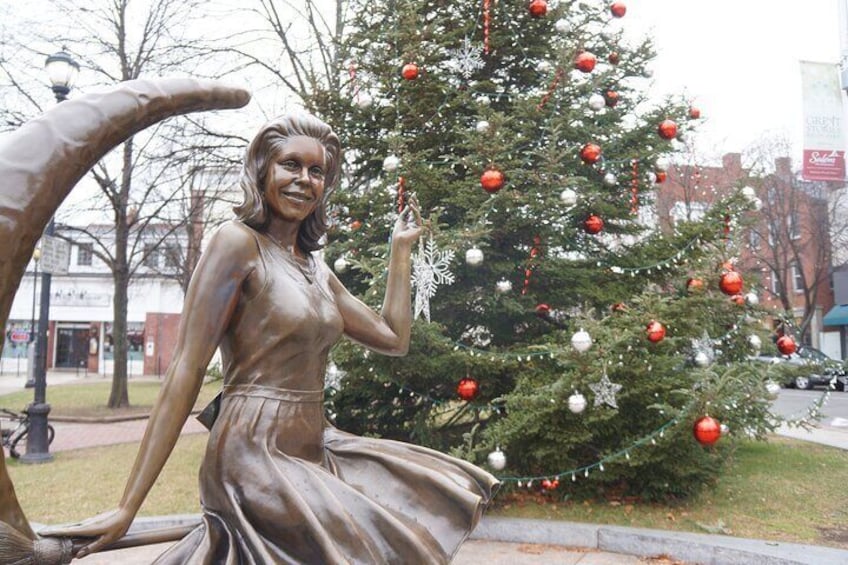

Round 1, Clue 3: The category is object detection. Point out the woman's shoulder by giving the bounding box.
[208,220,261,254]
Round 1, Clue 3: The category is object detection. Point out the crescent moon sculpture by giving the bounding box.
[0,78,249,543]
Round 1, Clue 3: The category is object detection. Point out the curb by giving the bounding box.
[121,515,848,565]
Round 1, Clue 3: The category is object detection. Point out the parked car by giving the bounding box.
[752,346,847,390]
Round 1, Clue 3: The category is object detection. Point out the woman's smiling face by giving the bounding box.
[264,135,326,224]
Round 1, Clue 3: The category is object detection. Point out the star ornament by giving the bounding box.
[589,370,623,409]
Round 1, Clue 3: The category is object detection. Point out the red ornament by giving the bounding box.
[611,302,628,312]
[604,90,619,107]
[541,478,559,490]
[457,377,480,401]
[608,52,621,65]
[584,214,604,234]
[401,63,419,80]
[535,303,551,317]
[580,143,602,164]
[689,106,701,120]
[528,0,548,17]
[350,219,363,231]
[730,294,745,306]
[646,320,666,343]
[657,119,678,140]
[480,168,506,193]
[777,335,797,356]
[719,271,743,296]
[693,416,721,446]
[574,51,597,73]
[610,2,627,17]
[686,277,704,292]
[654,170,667,184]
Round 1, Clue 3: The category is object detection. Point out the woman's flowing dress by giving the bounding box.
[156,223,498,564]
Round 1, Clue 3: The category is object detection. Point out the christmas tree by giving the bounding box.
[309,0,774,500]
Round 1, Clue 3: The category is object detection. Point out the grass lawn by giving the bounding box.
[6,435,848,550]
[492,436,848,549]
[0,379,221,418]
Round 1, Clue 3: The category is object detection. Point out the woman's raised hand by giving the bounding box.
[392,194,423,249]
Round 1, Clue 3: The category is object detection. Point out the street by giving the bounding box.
[771,388,848,429]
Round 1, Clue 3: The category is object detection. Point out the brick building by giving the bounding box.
[657,153,842,358]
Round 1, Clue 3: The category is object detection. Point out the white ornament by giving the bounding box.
[588,93,606,111]
[560,188,578,206]
[487,447,507,471]
[382,155,400,172]
[333,256,349,274]
[589,370,623,409]
[765,380,781,398]
[448,37,484,79]
[655,156,670,171]
[554,19,571,34]
[476,120,490,134]
[465,247,484,266]
[477,95,491,106]
[411,238,455,323]
[571,328,592,352]
[694,351,711,367]
[720,423,730,435]
[751,197,763,211]
[645,171,657,184]
[537,60,553,73]
[748,334,762,352]
[568,392,587,414]
[603,172,617,186]
[355,93,373,108]
[741,185,756,201]
[495,279,512,294]
[744,292,759,306]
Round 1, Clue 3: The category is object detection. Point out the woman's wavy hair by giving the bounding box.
[234,112,341,252]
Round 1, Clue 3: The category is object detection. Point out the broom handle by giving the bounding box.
[71,522,198,554]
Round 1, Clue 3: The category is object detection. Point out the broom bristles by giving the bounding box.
[0,521,72,565]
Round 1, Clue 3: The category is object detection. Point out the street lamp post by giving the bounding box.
[21,49,79,464]
[24,248,41,388]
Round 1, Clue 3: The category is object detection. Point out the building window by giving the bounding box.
[771,269,781,296]
[787,212,800,240]
[749,229,760,249]
[77,244,92,266]
[791,262,804,294]
[143,244,159,269]
[164,245,180,270]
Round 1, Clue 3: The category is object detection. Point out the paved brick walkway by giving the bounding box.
[49,417,207,453]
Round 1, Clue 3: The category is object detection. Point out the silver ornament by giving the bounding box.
[655,156,670,171]
[645,171,657,184]
[333,256,350,274]
[588,93,606,111]
[554,19,571,34]
[560,188,577,206]
[744,292,759,306]
[748,334,762,352]
[694,351,711,367]
[741,185,756,201]
[603,172,617,186]
[465,247,484,266]
[475,120,490,134]
[568,392,587,414]
[355,93,373,108]
[751,197,763,211]
[487,447,506,470]
[571,328,592,353]
[382,154,400,172]
[495,279,512,294]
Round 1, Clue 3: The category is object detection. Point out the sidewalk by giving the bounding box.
[6,374,848,564]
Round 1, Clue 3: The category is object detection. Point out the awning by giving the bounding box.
[823,304,848,326]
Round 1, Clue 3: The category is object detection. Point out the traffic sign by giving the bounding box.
[40,235,70,275]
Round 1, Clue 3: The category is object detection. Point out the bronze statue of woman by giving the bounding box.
[43,112,498,563]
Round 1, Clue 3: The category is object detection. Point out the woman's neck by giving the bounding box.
[264,218,302,257]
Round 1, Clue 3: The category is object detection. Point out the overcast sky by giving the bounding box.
[622,0,843,162]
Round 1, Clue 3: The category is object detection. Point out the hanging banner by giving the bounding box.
[800,61,846,181]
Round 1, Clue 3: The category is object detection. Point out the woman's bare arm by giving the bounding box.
[41,222,257,556]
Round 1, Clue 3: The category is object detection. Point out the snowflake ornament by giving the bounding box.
[411,237,455,322]
[589,368,623,409]
[448,37,484,79]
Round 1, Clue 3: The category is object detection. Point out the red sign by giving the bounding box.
[9,330,30,343]
[802,149,846,181]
